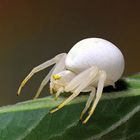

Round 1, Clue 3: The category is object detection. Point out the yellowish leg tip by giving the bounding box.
[50,107,59,113]
[82,113,92,124]
[58,104,64,108]
[33,91,41,99]
[17,89,21,96]
[82,117,90,124]
[88,110,94,115]
[33,96,37,100]
[82,119,88,124]
[17,81,27,96]
[50,110,55,114]
[80,113,84,120]
[50,104,63,113]
[50,110,54,114]
[82,121,86,124]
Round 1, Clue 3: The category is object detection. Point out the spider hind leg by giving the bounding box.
[80,87,95,120]
[82,70,106,124]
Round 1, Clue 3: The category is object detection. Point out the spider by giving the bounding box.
[17,38,125,124]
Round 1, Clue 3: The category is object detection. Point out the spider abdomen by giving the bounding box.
[65,38,125,82]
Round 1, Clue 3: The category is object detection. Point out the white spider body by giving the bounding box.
[66,38,124,83]
[18,38,125,124]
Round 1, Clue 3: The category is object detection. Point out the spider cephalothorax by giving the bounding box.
[17,38,125,123]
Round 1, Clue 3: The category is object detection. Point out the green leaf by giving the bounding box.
[0,74,140,140]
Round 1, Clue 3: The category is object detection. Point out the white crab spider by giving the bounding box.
[17,38,125,124]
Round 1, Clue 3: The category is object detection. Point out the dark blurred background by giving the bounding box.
[0,0,139,106]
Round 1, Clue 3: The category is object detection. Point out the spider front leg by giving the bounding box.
[50,66,99,113]
[33,65,55,99]
[34,54,66,98]
[17,53,66,96]
[82,70,106,124]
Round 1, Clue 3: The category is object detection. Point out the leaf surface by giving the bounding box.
[0,74,140,140]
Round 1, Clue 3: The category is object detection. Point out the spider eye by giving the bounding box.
[52,74,61,80]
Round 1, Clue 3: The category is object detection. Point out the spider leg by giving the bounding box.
[50,66,99,113]
[17,53,66,96]
[33,65,55,99]
[105,80,115,88]
[52,54,66,74]
[55,87,64,100]
[33,54,66,98]
[80,87,95,120]
[65,66,98,92]
[82,70,106,124]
